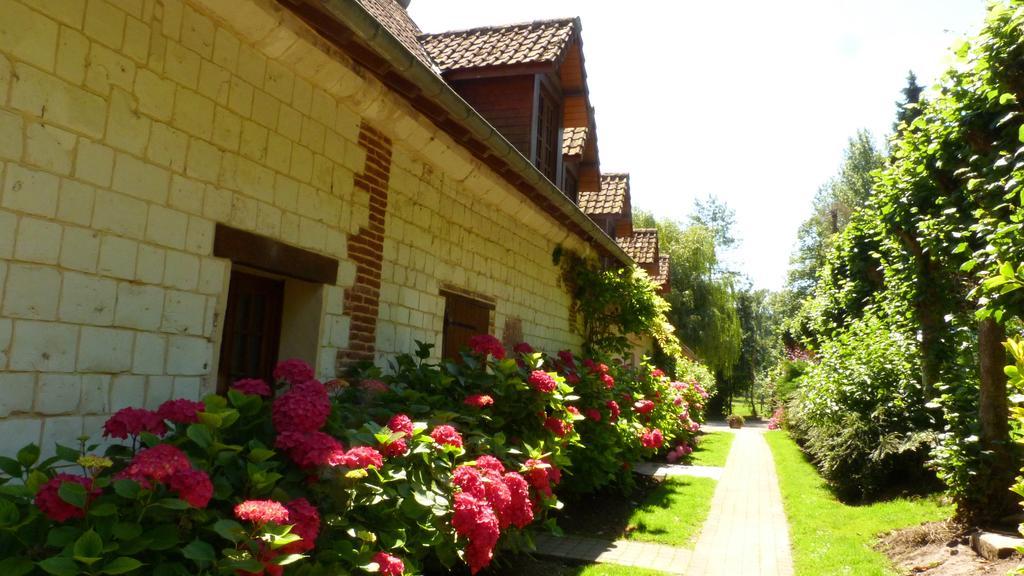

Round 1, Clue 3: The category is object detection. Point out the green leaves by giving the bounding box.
[16,444,39,468]
[72,530,103,565]
[181,540,215,563]
[58,482,87,508]
[99,558,143,574]
[37,557,79,576]
[212,519,247,544]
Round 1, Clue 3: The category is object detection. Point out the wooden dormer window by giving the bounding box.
[534,85,560,183]
[562,163,578,203]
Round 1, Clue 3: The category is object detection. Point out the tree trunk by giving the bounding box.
[973,317,1017,525]
[918,298,944,400]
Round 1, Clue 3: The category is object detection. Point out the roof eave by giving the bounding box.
[287,0,630,266]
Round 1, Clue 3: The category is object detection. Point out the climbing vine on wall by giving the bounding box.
[555,248,681,361]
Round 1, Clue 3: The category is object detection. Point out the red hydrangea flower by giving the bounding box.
[566,406,580,417]
[606,400,621,422]
[468,334,505,359]
[166,468,213,508]
[373,552,405,576]
[483,472,512,528]
[157,398,204,424]
[103,407,167,439]
[634,400,655,414]
[359,379,389,394]
[453,465,486,499]
[273,359,315,386]
[557,350,575,367]
[544,416,572,437]
[387,414,413,436]
[566,373,580,384]
[35,474,99,522]
[502,472,534,528]
[528,370,557,393]
[475,455,505,475]
[283,498,320,554]
[652,368,666,378]
[452,492,501,574]
[525,459,561,490]
[235,499,290,526]
[381,438,407,458]
[122,444,192,483]
[641,428,664,449]
[464,394,494,408]
[430,424,463,448]
[272,379,330,433]
[600,373,615,389]
[233,378,271,397]
[584,408,602,422]
[342,446,383,470]
[275,430,346,469]
[513,342,534,354]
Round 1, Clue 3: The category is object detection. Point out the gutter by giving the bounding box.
[286,0,633,266]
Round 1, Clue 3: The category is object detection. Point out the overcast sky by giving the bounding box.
[409,1,988,290]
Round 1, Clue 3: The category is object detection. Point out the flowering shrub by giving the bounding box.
[0,337,712,575]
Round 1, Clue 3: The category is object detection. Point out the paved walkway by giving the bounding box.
[633,461,724,480]
[535,425,794,575]
[535,534,691,574]
[686,427,794,576]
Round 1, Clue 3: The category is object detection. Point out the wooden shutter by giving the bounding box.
[217,271,284,392]
[442,293,493,360]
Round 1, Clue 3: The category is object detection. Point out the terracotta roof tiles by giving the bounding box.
[419,18,577,72]
[653,254,671,287]
[563,126,587,157]
[356,0,438,72]
[579,173,628,215]
[617,228,659,265]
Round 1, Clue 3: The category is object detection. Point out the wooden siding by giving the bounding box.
[450,75,536,157]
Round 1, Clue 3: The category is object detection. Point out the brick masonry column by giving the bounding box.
[338,122,392,369]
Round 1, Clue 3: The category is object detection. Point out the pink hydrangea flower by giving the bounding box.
[232,378,272,397]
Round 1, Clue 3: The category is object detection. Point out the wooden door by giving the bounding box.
[218,271,284,392]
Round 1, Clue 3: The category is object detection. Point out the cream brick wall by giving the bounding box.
[0,0,597,454]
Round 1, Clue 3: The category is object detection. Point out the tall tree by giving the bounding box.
[786,130,884,300]
[635,210,742,376]
[690,195,738,251]
[893,70,925,132]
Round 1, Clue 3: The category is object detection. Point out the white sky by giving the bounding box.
[409,1,988,290]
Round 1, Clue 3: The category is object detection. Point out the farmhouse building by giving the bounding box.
[0,0,668,452]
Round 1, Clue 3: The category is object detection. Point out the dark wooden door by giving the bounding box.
[442,293,492,360]
[218,271,284,392]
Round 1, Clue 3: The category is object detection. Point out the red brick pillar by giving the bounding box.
[338,122,392,369]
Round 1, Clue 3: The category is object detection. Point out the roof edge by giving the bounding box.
[296,1,630,265]
[417,16,578,39]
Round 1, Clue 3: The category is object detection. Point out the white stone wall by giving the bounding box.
[0,0,596,455]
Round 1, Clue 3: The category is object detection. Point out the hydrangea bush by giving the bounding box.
[0,336,710,575]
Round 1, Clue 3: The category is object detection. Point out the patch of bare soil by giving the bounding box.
[877,521,1023,575]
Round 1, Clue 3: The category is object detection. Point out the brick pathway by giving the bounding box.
[686,427,794,576]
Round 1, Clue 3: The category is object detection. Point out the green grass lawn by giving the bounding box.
[625,476,717,547]
[559,475,717,548]
[728,399,762,420]
[484,555,669,575]
[688,431,733,468]
[765,431,953,576]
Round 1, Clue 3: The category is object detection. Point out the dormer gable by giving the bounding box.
[419,18,596,199]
